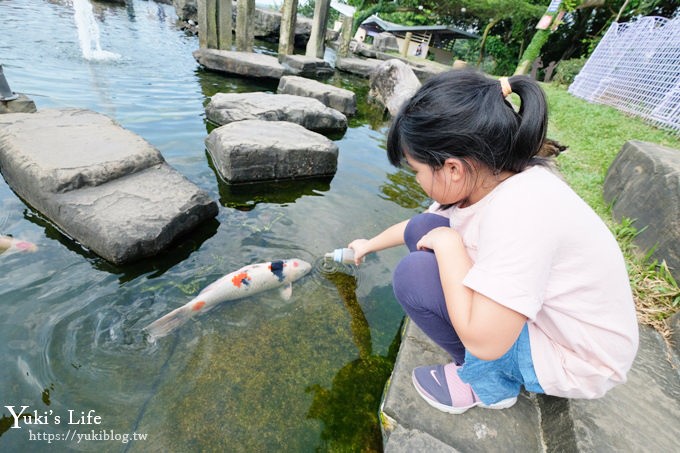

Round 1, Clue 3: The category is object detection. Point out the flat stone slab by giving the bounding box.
[193,48,287,79]
[0,108,218,264]
[381,320,543,452]
[205,91,347,135]
[545,324,680,452]
[279,55,334,78]
[335,56,383,78]
[1,94,37,114]
[277,75,356,116]
[604,140,680,281]
[205,119,338,183]
[382,318,680,452]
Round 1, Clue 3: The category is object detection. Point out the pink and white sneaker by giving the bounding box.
[412,363,517,414]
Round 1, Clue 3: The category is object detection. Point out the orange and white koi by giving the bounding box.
[144,258,312,340]
[0,234,37,254]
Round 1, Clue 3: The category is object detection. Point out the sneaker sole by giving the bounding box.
[412,373,517,414]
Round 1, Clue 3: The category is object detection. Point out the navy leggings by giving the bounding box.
[393,213,466,364]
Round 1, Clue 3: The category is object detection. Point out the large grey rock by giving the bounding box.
[277,75,356,116]
[381,320,544,452]
[603,140,680,281]
[229,4,313,43]
[205,119,338,183]
[669,311,680,363]
[373,32,400,53]
[335,56,383,78]
[173,0,197,22]
[545,324,680,452]
[368,59,422,116]
[384,424,459,453]
[0,108,218,264]
[205,92,347,134]
[193,48,287,79]
[279,55,334,78]
[0,94,37,114]
[382,318,680,452]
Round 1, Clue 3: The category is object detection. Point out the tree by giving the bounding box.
[517,0,678,75]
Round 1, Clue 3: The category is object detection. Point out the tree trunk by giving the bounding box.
[476,17,501,67]
[514,10,555,76]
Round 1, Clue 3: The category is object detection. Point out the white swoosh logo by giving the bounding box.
[430,369,441,386]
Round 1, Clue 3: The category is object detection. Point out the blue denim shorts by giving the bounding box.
[457,324,544,405]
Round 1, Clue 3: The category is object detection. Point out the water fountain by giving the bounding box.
[72,0,121,61]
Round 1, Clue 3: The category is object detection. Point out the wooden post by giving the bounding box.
[305,0,330,58]
[197,0,208,48]
[217,0,233,50]
[236,0,255,52]
[337,14,353,58]
[206,0,218,49]
[278,0,298,59]
[401,31,412,58]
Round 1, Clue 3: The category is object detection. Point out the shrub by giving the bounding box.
[553,58,587,85]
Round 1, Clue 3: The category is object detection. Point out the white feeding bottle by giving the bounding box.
[324,248,357,264]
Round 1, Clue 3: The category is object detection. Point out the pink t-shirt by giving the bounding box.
[429,165,639,398]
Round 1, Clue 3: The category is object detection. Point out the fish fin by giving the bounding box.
[279,283,293,300]
[143,304,195,341]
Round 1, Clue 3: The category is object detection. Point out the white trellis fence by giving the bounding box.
[569,16,680,136]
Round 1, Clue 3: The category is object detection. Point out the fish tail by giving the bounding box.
[143,305,195,341]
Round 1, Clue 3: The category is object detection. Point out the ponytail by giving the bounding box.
[387,69,549,174]
[505,75,548,170]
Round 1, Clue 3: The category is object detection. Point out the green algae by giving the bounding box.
[130,270,400,452]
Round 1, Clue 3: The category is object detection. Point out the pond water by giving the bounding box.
[0,0,431,451]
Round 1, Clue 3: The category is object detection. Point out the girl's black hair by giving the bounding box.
[386,68,548,174]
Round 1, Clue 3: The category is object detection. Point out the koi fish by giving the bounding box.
[144,258,312,340]
[0,234,38,254]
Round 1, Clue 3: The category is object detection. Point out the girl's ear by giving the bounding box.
[444,158,465,182]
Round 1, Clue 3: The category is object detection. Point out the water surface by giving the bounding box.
[0,0,429,450]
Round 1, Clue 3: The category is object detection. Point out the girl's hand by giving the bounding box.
[347,239,370,266]
[416,227,463,253]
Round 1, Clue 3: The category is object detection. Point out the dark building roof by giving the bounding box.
[360,15,479,40]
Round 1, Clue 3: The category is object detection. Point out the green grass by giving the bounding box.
[542,83,680,333]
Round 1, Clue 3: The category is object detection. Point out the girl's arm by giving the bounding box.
[348,220,409,265]
[418,227,527,360]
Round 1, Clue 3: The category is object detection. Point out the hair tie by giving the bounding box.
[499,77,512,98]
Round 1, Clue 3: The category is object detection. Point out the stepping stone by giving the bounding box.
[205,119,338,183]
[335,56,382,78]
[277,75,356,116]
[193,48,287,79]
[0,108,218,264]
[205,91,347,135]
[279,55,334,78]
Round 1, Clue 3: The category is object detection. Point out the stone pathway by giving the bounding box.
[0,108,217,264]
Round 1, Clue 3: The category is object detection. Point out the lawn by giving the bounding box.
[541,83,680,335]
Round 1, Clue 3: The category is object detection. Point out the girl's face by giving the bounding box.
[405,153,466,205]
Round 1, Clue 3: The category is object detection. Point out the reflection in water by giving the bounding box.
[380,167,431,210]
[308,270,400,451]
[22,203,221,283]
[215,174,333,210]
